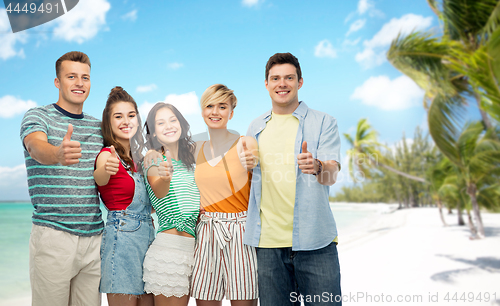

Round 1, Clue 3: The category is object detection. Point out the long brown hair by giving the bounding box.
[144,103,195,171]
[101,86,145,172]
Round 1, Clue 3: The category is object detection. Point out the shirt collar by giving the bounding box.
[264,101,309,121]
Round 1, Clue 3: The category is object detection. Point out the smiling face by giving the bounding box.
[202,100,233,129]
[154,107,182,147]
[265,63,303,114]
[110,102,138,146]
[54,60,91,114]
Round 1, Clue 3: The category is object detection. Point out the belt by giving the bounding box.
[199,213,246,273]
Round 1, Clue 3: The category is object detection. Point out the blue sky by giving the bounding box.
[0,0,459,200]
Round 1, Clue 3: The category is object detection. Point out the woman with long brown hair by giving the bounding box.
[142,103,200,306]
[94,86,154,306]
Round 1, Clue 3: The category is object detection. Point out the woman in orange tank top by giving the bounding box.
[190,84,259,306]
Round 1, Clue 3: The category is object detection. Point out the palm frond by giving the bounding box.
[428,94,467,165]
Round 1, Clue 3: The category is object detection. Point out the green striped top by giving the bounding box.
[20,104,104,236]
[145,155,200,237]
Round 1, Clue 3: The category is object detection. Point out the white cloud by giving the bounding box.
[167,62,184,70]
[53,0,111,44]
[342,38,361,47]
[350,75,424,111]
[314,39,337,59]
[122,9,137,22]
[164,92,200,115]
[358,0,384,17]
[138,92,200,120]
[0,95,37,118]
[0,164,26,185]
[0,9,28,60]
[0,164,29,200]
[358,0,371,14]
[242,0,259,7]
[356,14,433,68]
[346,19,366,36]
[136,84,157,93]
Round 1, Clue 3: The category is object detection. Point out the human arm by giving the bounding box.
[23,124,82,165]
[237,136,259,170]
[143,149,163,170]
[297,141,340,186]
[147,151,173,199]
[93,146,120,186]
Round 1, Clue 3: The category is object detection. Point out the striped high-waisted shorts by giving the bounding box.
[190,211,258,301]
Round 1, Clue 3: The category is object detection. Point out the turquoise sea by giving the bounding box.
[0,201,382,302]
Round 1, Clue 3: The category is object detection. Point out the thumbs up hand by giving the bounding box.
[158,150,173,182]
[57,124,82,166]
[105,145,120,176]
[239,138,258,170]
[297,141,317,175]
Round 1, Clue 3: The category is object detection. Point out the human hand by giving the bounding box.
[239,138,257,170]
[158,150,173,182]
[105,145,120,176]
[144,149,163,169]
[56,124,82,166]
[297,141,317,175]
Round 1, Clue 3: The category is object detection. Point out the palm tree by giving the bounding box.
[427,155,453,226]
[440,121,500,237]
[387,0,500,127]
[344,118,428,184]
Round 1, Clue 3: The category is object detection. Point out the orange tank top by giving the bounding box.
[195,138,251,213]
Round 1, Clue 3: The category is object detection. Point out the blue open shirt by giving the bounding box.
[244,102,341,251]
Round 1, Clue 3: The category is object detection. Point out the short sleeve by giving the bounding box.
[20,107,49,151]
[316,116,341,167]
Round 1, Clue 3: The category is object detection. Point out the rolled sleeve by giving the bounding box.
[316,116,341,165]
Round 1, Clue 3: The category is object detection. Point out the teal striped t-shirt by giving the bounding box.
[145,155,200,237]
[20,104,104,236]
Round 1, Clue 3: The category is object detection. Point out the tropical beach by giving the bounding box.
[2,202,499,306]
[1,0,500,305]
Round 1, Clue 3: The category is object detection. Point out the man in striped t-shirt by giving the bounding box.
[20,51,103,306]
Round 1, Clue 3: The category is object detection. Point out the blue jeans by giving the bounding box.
[256,242,341,306]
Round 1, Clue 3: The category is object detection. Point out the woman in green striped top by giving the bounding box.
[141,103,200,306]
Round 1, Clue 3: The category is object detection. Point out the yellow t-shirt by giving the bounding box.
[258,113,299,247]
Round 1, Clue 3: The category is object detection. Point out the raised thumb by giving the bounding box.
[165,149,172,164]
[242,138,248,151]
[63,124,73,141]
[110,145,116,155]
[302,141,308,154]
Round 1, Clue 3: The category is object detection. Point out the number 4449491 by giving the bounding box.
[5,2,59,14]
[444,292,497,303]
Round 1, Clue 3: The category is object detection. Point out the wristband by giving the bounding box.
[312,159,323,176]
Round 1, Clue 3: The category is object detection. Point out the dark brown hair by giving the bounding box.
[144,103,196,171]
[55,51,91,78]
[265,52,302,81]
[101,86,145,172]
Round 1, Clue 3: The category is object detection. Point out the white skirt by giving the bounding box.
[143,232,195,298]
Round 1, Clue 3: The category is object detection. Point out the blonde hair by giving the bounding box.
[200,84,237,110]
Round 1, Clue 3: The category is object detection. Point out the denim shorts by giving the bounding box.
[100,212,155,294]
[100,172,155,295]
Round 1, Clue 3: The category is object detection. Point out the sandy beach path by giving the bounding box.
[338,207,500,306]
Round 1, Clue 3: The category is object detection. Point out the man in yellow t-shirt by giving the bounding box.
[245,52,342,305]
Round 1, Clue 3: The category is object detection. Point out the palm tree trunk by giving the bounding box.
[466,210,478,238]
[437,199,448,226]
[467,183,485,238]
[365,153,428,183]
[474,93,494,131]
[457,206,465,226]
